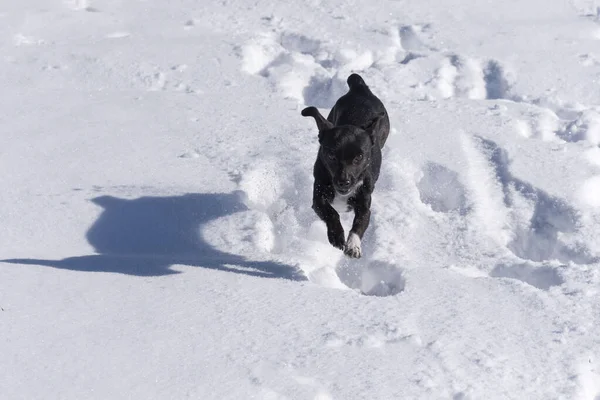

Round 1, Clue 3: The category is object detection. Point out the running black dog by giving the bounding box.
[302,73,390,258]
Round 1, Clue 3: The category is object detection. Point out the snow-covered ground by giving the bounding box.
[2,0,600,398]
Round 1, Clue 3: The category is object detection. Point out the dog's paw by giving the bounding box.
[327,227,346,251]
[344,233,362,258]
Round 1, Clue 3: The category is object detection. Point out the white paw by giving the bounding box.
[344,233,362,258]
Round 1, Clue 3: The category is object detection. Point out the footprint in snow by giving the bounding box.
[416,162,468,215]
[489,263,564,291]
[336,259,406,297]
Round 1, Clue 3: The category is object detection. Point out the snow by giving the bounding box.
[1,0,600,398]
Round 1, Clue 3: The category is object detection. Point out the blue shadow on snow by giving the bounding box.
[2,192,304,280]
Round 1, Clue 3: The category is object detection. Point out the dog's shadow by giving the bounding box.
[3,192,304,280]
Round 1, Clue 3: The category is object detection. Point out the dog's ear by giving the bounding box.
[362,112,385,144]
[301,106,334,133]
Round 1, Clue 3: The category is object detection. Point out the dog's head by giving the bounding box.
[302,106,384,195]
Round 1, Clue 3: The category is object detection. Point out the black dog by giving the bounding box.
[302,73,390,258]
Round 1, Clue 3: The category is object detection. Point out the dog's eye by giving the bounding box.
[353,154,364,164]
[327,153,336,161]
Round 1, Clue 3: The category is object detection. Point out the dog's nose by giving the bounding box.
[337,178,351,188]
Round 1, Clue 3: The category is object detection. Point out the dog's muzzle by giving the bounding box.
[334,179,353,194]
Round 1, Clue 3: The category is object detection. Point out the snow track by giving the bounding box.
[237,21,599,294]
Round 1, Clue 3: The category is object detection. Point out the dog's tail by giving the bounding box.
[347,73,367,90]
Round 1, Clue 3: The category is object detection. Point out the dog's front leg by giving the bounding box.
[312,196,345,251]
[345,194,371,258]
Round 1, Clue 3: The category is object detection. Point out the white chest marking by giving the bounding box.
[331,191,352,213]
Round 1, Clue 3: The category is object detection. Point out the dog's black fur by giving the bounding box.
[302,73,390,258]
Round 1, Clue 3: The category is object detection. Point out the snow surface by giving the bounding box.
[2,0,600,398]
